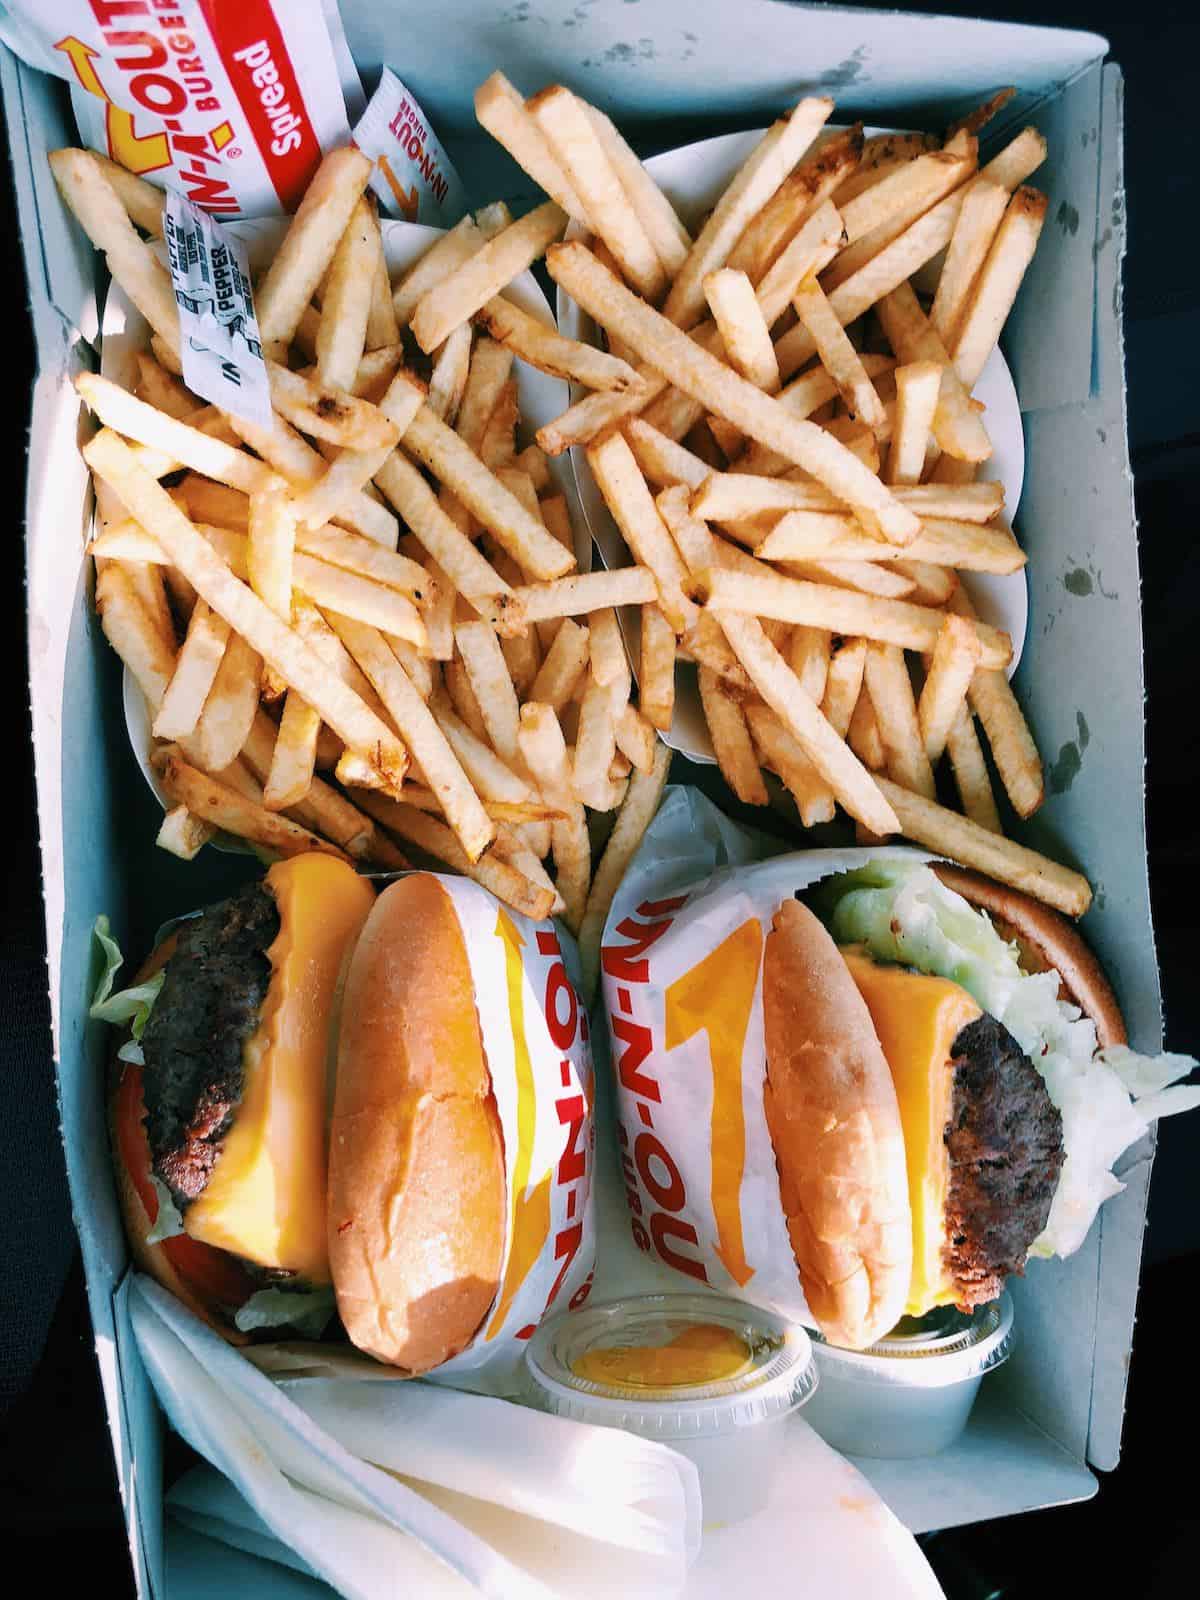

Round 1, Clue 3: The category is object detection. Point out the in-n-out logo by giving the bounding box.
[604,894,712,1284]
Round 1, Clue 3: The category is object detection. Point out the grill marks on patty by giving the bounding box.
[942,1014,1065,1309]
[141,882,280,1209]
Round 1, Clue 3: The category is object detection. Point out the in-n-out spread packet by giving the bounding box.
[353,65,469,225]
[0,0,362,217]
[422,876,597,1390]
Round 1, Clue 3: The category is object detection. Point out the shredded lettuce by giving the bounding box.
[818,861,1200,1260]
[89,916,164,1064]
[234,1284,336,1339]
[145,1176,186,1244]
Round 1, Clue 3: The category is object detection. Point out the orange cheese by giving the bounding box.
[572,1325,753,1388]
[184,856,375,1281]
[841,950,982,1317]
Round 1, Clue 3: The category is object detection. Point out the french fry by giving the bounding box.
[704,268,780,391]
[885,361,942,486]
[588,606,632,697]
[84,431,410,792]
[839,143,975,245]
[266,362,400,452]
[548,242,919,542]
[817,135,978,297]
[573,677,619,809]
[950,590,1044,816]
[625,419,711,491]
[756,511,1022,573]
[639,604,677,731]
[389,636,435,701]
[347,345,404,400]
[578,739,672,1000]
[133,353,195,419]
[264,692,321,811]
[892,560,956,607]
[95,562,177,711]
[516,445,551,492]
[355,792,554,921]
[847,683,886,772]
[50,150,180,352]
[190,630,262,774]
[152,600,230,740]
[663,97,834,329]
[288,357,417,527]
[152,746,349,861]
[781,557,916,601]
[876,777,1090,915]
[945,703,1003,834]
[530,86,667,302]
[745,702,836,826]
[329,611,494,860]
[791,273,887,437]
[89,151,165,235]
[246,485,296,636]
[255,147,374,360]
[832,132,940,205]
[454,619,522,764]
[582,102,693,277]
[699,667,768,804]
[401,402,574,579]
[475,293,640,391]
[426,321,474,423]
[950,187,1048,387]
[696,472,1002,525]
[695,564,1011,668]
[517,702,574,806]
[919,613,982,762]
[375,451,510,601]
[485,567,658,637]
[410,201,568,353]
[552,808,591,934]
[492,827,562,910]
[478,378,519,470]
[365,236,400,351]
[316,195,376,391]
[432,696,532,803]
[614,701,658,774]
[473,72,584,218]
[863,641,935,799]
[155,805,215,861]
[175,475,250,531]
[444,654,490,741]
[753,200,847,327]
[929,179,1009,348]
[74,374,280,494]
[928,452,980,486]
[681,612,753,692]
[787,625,832,704]
[586,433,696,632]
[529,618,591,710]
[392,215,487,326]
[820,636,868,738]
[726,125,862,283]
[716,612,899,834]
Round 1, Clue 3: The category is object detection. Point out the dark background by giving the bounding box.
[2,3,1197,1594]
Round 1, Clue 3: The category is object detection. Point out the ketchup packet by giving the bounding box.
[0,0,364,218]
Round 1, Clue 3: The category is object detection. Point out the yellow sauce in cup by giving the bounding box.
[571,1323,754,1388]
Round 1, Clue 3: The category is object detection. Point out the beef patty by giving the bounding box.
[942,1013,1065,1309]
[140,881,280,1208]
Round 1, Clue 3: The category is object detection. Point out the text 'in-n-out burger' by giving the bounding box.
[0,0,360,216]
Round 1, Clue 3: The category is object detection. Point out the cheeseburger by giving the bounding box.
[102,855,375,1341]
[762,859,1199,1350]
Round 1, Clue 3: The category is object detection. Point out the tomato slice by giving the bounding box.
[114,1061,258,1313]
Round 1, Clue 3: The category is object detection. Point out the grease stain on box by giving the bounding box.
[818,45,869,89]
[1056,200,1080,235]
[1049,710,1091,795]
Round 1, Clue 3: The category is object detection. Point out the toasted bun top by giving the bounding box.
[327,874,506,1373]
[762,899,913,1350]
[932,865,1126,1049]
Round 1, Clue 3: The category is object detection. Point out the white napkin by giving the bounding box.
[130,1275,700,1599]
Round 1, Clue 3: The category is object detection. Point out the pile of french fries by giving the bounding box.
[55,70,1089,999]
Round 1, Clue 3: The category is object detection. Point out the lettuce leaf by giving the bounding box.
[234,1284,336,1339]
[818,861,1200,1260]
[89,916,164,1063]
[145,1176,185,1244]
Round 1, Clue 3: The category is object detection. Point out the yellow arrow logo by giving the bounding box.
[664,919,763,1287]
[54,36,105,98]
[487,909,552,1339]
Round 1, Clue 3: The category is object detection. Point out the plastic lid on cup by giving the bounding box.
[522,1292,816,1440]
[808,1292,1015,1389]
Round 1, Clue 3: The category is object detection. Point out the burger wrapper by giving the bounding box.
[0,0,364,218]
[422,875,597,1389]
[600,786,928,1323]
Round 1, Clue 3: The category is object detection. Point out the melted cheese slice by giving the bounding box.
[841,949,982,1318]
[184,856,375,1281]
